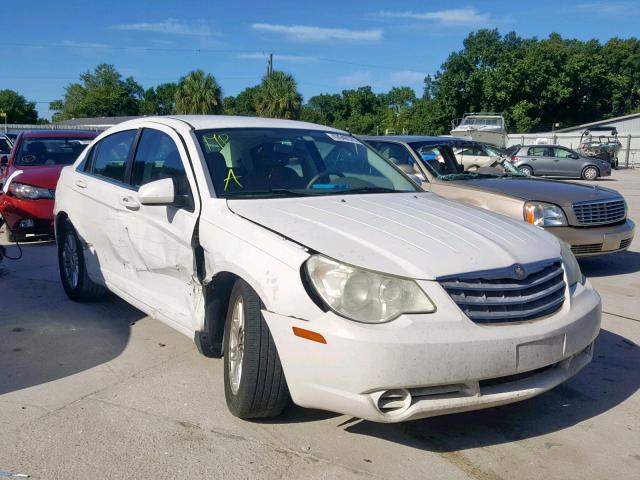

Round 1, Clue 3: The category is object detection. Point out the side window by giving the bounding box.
[553,148,573,158]
[369,142,414,166]
[90,130,137,183]
[528,147,550,157]
[131,128,191,197]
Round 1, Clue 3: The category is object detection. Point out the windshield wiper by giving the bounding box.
[227,189,325,198]
[337,186,406,194]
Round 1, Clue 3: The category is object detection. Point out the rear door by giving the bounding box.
[526,146,554,175]
[70,129,138,286]
[117,126,200,333]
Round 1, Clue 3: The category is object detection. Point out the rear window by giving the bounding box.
[15,137,94,166]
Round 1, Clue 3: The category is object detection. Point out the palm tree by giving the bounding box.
[255,71,302,119]
[174,70,223,114]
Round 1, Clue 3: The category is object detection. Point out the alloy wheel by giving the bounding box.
[62,232,80,289]
[228,296,245,395]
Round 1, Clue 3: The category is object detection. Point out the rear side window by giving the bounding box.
[553,148,574,158]
[368,141,415,166]
[90,130,137,183]
[527,147,550,157]
[131,128,191,196]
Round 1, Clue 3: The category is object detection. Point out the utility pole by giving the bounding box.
[267,53,273,76]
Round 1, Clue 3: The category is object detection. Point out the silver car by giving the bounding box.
[510,145,611,180]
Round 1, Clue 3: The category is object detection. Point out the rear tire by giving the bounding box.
[223,279,289,419]
[57,219,107,302]
[581,166,599,180]
[518,165,534,176]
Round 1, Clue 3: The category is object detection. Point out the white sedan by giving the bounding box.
[54,116,601,422]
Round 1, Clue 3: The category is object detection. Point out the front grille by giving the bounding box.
[439,261,566,324]
[571,243,603,255]
[620,238,632,250]
[573,199,626,225]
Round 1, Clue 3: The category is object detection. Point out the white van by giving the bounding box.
[54,116,601,423]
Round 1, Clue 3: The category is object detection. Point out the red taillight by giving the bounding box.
[509,156,517,162]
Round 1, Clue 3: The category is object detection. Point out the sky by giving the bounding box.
[3,0,640,120]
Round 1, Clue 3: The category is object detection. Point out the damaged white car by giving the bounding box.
[54,116,601,423]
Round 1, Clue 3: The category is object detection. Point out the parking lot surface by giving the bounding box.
[1,170,639,480]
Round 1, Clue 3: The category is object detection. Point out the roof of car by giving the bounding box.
[17,130,99,139]
[119,115,346,133]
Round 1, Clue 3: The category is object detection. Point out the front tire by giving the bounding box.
[57,219,107,302]
[582,166,599,180]
[223,279,289,419]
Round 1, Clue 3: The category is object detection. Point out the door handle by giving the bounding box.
[119,196,140,210]
[75,179,87,189]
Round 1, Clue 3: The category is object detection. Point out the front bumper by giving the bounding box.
[0,195,55,235]
[549,219,635,257]
[265,279,601,423]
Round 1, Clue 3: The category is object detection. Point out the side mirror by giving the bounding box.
[138,178,176,206]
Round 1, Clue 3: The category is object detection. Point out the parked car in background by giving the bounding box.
[510,145,611,180]
[55,116,600,423]
[0,133,13,155]
[362,136,634,257]
[0,130,97,241]
[453,142,505,171]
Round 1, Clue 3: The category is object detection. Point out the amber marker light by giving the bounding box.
[292,327,327,344]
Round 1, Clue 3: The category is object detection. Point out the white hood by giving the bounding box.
[227,192,561,279]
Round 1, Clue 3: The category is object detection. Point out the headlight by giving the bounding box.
[524,201,567,227]
[559,240,584,286]
[8,182,54,200]
[304,255,436,323]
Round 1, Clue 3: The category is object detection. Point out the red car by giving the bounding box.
[0,130,98,241]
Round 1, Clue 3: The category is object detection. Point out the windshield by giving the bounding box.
[0,136,12,154]
[15,137,94,166]
[195,128,418,198]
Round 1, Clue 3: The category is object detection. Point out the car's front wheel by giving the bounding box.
[581,166,599,180]
[223,279,289,419]
[57,219,107,302]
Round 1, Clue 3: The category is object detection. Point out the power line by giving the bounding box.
[0,42,427,74]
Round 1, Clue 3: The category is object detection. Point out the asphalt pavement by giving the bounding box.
[1,169,639,479]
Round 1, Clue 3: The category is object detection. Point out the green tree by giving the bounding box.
[223,85,261,116]
[140,83,178,115]
[175,70,223,115]
[50,64,143,121]
[254,71,302,119]
[0,89,39,123]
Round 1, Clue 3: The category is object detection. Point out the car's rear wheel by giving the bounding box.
[581,166,599,180]
[518,165,534,176]
[223,279,289,419]
[57,219,107,302]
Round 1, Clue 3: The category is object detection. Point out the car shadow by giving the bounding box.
[341,329,639,452]
[0,237,143,396]
[579,249,640,277]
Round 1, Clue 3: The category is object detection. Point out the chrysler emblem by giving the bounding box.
[513,264,526,280]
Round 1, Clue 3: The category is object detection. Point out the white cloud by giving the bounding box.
[111,18,214,36]
[338,70,374,87]
[237,52,316,62]
[389,70,427,85]
[378,8,490,26]
[576,2,636,14]
[62,40,110,49]
[251,23,382,42]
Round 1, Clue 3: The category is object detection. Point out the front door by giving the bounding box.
[116,126,201,334]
